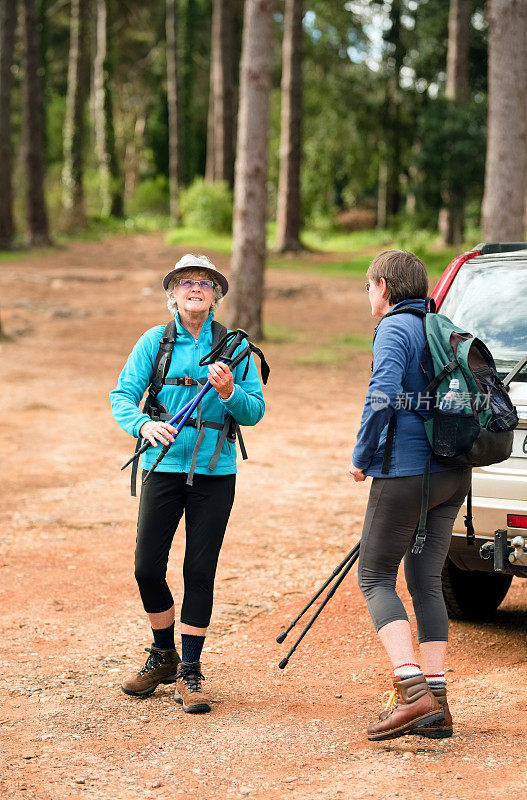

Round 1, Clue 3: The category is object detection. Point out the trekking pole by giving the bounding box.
[276,541,360,644]
[278,544,360,670]
[120,396,197,470]
[140,329,250,483]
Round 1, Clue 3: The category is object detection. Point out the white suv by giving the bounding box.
[431,242,527,618]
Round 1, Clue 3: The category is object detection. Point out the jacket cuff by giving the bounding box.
[132,414,152,439]
[219,384,238,408]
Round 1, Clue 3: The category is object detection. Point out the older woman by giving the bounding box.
[349,249,471,741]
[110,254,265,713]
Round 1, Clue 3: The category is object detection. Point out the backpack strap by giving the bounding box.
[411,455,431,555]
[464,483,475,546]
[130,320,176,496]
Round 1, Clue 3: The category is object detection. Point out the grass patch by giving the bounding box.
[296,331,372,365]
[262,322,299,344]
[165,226,233,254]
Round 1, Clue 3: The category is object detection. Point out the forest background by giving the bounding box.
[1,0,526,339]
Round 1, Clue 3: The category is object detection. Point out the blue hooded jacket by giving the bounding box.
[352,298,449,478]
[110,312,265,475]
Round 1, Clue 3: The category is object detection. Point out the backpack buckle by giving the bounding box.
[184,376,193,386]
[411,532,426,555]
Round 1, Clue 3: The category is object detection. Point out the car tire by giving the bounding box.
[441,556,513,620]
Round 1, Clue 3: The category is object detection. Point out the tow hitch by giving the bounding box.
[480,529,527,571]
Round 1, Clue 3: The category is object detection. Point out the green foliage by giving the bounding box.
[127,176,170,216]
[413,96,487,225]
[179,178,233,233]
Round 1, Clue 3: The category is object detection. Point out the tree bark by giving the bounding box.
[439,0,471,246]
[226,0,273,340]
[482,0,527,241]
[0,0,16,249]
[385,0,403,218]
[205,0,234,186]
[93,0,123,217]
[166,0,181,221]
[275,0,303,253]
[62,0,90,231]
[22,0,51,245]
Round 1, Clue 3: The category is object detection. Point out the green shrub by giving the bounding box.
[180,178,233,233]
[128,176,169,215]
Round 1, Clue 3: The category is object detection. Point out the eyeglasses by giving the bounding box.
[179,279,214,289]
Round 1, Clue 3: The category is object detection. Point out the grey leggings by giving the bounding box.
[358,467,471,643]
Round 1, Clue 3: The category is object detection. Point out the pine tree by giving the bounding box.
[62,0,90,231]
[226,0,273,340]
[482,0,527,241]
[275,0,303,252]
[22,0,51,245]
[0,0,16,249]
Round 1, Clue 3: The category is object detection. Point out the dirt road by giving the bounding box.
[1,234,526,800]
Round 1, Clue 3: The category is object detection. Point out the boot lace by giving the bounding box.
[381,688,399,713]
[138,647,163,676]
[177,663,205,693]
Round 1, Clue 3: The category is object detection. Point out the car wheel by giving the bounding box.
[441,556,513,620]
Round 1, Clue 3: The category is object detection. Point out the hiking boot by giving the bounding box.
[174,661,211,714]
[121,646,181,697]
[411,685,453,739]
[367,674,444,742]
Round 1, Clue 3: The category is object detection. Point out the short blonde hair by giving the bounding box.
[367,250,428,306]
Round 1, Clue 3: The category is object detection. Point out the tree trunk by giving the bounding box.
[124,114,146,204]
[93,0,123,217]
[166,0,181,221]
[439,0,471,246]
[482,0,527,241]
[226,0,273,340]
[181,0,197,184]
[22,0,51,245]
[0,0,16,249]
[385,0,403,218]
[275,0,303,253]
[205,0,234,186]
[62,0,89,231]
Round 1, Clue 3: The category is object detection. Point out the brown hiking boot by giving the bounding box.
[121,646,181,697]
[174,661,211,714]
[367,674,444,741]
[411,685,453,739]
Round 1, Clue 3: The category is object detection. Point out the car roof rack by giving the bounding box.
[477,242,527,255]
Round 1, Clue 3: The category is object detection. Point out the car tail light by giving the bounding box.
[507,514,527,528]
[431,249,481,310]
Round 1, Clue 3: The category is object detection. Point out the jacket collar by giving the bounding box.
[175,310,214,341]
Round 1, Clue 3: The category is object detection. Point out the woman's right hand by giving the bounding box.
[140,421,177,448]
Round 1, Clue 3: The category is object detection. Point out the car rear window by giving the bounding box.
[439,259,527,380]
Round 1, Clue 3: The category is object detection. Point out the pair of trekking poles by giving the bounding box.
[276,540,360,669]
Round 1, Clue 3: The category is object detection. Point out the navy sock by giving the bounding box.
[151,622,175,650]
[181,634,205,663]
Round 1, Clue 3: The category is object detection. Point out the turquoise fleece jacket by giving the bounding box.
[110,312,265,475]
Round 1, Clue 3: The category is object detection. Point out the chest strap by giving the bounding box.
[149,411,247,486]
[164,377,208,386]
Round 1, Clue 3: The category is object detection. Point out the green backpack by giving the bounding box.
[380,305,518,554]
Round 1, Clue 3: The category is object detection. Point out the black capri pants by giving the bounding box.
[357,467,471,643]
[135,471,236,627]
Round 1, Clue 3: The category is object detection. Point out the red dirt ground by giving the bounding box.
[1,233,526,800]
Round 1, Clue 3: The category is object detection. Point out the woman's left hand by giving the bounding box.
[208,361,234,400]
[349,463,366,482]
